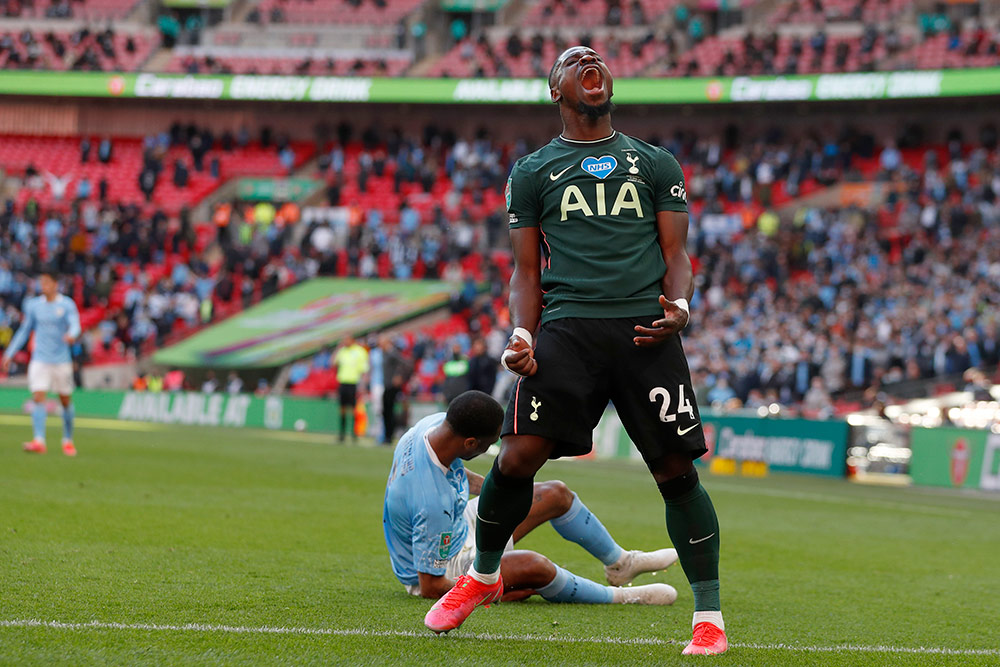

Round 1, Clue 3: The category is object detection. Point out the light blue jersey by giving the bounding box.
[383,413,469,586]
[4,294,81,365]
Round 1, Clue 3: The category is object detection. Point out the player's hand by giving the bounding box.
[0,357,9,374]
[64,334,75,344]
[500,334,538,377]
[633,295,689,347]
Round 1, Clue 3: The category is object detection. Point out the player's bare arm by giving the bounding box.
[634,210,693,347]
[466,470,485,496]
[503,226,543,376]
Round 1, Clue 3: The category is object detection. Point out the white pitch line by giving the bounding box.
[2,619,998,656]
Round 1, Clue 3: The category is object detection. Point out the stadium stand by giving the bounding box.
[250,0,426,25]
[0,130,313,215]
[429,32,665,78]
[520,0,679,28]
[2,0,1000,415]
[2,0,142,20]
[166,52,411,76]
[891,29,1000,71]
[657,31,888,76]
[0,28,155,71]
[767,0,913,26]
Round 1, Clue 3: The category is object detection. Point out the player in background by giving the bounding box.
[425,47,727,655]
[332,333,369,443]
[1,270,81,456]
[386,391,679,607]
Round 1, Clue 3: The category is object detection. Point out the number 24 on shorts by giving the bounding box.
[649,385,696,423]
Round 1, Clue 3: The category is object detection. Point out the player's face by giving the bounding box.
[552,47,614,117]
[39,275,57,298]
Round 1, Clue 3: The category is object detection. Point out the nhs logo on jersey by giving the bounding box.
[581,155,617,179]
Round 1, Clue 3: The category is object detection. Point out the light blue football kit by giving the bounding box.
[4,293,81,443]
[383,413,644,604]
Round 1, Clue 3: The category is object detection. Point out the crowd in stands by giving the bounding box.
[1,0,998,78]
[170,53,409,77]
[248,0,423,25]
[0,123,315,372]
[0,125,308,216]
[0,26,152,71]
[0,0,140,20]
[3,119,1000,419]
[283,121,1000,415]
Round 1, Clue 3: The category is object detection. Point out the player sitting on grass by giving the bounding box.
[383,390,679,609]
[1,269,80,456]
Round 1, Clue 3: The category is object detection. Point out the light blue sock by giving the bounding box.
[31,402,47,443]
[550,493,624,565]
[62,403,74,442]
[536,565,614,604]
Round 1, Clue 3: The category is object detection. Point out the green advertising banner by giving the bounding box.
[152,278,454,368]
[0,387,340,433]
[593,408,848,476]
[910,427,1000,491]
[2,68,999,105]
[236,177,322,202]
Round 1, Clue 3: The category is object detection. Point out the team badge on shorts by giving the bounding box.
[439,532,452,558]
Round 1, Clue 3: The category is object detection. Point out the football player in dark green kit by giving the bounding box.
[425,46,727,656]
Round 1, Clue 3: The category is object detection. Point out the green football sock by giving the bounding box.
[660,476,721,612]
[473,460,534,575]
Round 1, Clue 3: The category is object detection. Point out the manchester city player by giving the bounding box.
[2,270,81,456]
[385,391,679,607]
[425,48,726,655]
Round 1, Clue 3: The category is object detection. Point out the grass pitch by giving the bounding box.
[1,415,998,666]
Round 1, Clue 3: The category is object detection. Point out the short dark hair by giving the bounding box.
[38,266,57,279]
[446,390,504,440]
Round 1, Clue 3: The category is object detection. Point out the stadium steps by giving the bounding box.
[141,46,174,73]
[406,54,440,76]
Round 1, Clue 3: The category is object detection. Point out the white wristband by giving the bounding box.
[512,327,533,347]
[672,298,690,316]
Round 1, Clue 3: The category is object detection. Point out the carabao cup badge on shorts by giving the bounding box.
[581,156,617,179]
[439,532,452,558]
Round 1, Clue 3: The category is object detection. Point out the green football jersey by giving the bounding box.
[505,131,688,324]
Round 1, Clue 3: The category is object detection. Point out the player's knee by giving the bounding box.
[522,552,556,587]
[497,448,542,479]
[539,480,573,515]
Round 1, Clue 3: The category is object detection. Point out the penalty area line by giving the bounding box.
[2,619,998,656]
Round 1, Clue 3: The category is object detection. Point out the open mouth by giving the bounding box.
[580,65,604,94]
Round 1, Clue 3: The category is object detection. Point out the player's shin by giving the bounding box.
[472,458,534,581]
[62,403,74,442]
[537,565,614,603]
[550,492,623,565]
[31,401,47,443]
[658,470,721,613]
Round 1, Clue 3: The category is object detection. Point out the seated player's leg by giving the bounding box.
[609,322,726,655]
[530,481,678,584]
[511,479,574,543]
[500,551,677,606]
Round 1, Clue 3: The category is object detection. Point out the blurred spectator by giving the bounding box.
[227,371,243,394]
